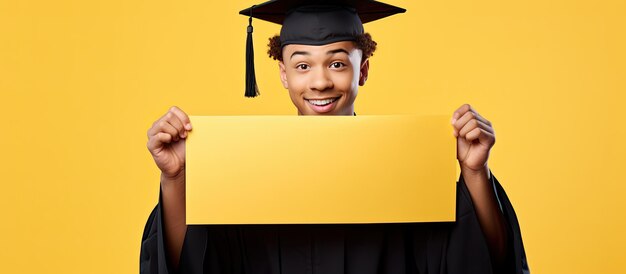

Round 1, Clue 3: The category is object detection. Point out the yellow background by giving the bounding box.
[0,0,624,273]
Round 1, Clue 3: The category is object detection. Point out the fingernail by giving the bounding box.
[185,123,192,130]
[451,118,457,124]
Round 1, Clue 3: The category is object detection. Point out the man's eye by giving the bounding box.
[297,64,309,70]
[330,62,345,69]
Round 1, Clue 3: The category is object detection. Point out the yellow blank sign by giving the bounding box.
[186,115,456,224]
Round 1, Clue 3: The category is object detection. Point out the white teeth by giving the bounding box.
[308,97,337,106]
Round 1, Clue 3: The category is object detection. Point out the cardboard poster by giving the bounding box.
[186,115,456,224]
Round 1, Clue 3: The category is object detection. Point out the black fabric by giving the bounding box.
[279,5,363,47]
[239,0,406,25]
[140,174,529,274]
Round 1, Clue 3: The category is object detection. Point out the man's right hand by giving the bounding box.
[146,106,192,183]
[147,106,191,268]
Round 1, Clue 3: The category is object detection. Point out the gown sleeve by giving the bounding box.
[446,173,530,274]
[140,192,173,274]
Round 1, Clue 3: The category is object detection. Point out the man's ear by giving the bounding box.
[279,61,289,89]
[359,58,369,86]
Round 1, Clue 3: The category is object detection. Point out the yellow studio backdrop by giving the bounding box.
[0,0,624,273]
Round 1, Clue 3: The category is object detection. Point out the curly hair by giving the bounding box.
[267,33,377,62]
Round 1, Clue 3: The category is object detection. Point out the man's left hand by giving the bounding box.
[451,104,495,175]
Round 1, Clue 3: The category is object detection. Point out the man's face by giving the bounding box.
[279,41,369,115]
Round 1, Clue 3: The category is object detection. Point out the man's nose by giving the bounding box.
[309,67,334,91]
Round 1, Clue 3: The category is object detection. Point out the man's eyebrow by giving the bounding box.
[327,49,350,55]
[290,51,310,60]
[290,49,350,60]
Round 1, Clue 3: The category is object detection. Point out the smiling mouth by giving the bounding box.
[305,96,340,106]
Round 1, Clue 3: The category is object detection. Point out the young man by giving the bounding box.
[141,1,529,273]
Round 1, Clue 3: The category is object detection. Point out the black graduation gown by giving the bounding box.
[140,175,530,274]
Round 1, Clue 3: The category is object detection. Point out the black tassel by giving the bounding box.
[245,6,259,98]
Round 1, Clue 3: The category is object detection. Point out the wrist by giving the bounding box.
[161,170,186,190]
[461,164,490,182]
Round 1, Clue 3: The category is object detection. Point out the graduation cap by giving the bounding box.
[239,0,406,97]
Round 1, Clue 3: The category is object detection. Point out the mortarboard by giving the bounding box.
[239,0,406,97]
